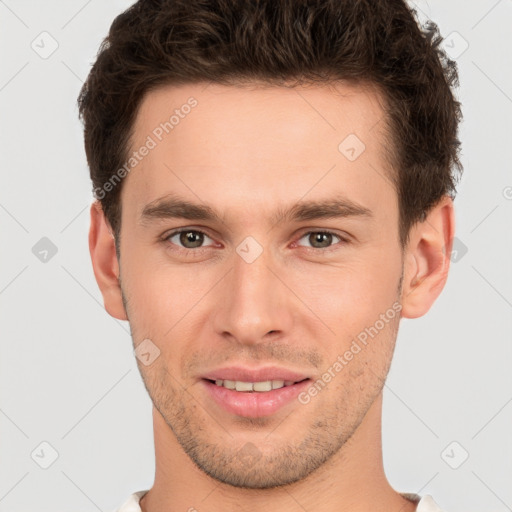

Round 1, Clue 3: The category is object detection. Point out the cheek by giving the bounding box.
[289,259,400,336]
[121,254,219,334]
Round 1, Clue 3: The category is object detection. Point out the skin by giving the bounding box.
[89,81,455,512]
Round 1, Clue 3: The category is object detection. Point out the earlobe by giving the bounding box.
[88,201,128,321]
[400,196,455,319]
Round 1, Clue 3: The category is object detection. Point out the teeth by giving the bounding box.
[221,379,236,390]
[254,381,272,392]
[213,379,298,392]
[235,381,253,392]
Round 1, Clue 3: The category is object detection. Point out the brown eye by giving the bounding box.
[166,229,214,249]
[296,231,345,250]
[180,231,204,248]
[309,232,333,248]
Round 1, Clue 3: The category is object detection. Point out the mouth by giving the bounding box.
[204,377,309,392]
[201,377,312,418]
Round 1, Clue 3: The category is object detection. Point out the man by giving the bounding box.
[78,0,463,511]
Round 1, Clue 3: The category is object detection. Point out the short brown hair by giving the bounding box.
[78,0,463,248]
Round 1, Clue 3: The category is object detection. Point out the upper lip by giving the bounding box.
[202,366,311,383]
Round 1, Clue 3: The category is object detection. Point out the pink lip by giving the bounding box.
[202,366,310,383]
[201,378,311,418]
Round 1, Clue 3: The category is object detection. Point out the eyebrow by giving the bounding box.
[139,193,372,226]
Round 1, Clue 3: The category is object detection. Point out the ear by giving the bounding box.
[88,201,128,321]
[400,196,455,319]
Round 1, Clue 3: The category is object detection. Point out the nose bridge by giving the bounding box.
[213,240,292,343]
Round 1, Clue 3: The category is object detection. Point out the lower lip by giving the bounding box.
[201,379,311,418]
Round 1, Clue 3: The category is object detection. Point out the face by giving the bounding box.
[117,81,405,488]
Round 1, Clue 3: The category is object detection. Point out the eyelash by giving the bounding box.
[161,228,350,254]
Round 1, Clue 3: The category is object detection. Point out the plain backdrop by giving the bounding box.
[0,1,511,511]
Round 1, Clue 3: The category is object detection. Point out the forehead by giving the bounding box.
[122,81,396,222]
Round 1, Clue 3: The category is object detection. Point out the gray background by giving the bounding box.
[1,0,511,511]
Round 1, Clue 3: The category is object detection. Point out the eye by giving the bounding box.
[296,231,347,250]
[164,229,215,250]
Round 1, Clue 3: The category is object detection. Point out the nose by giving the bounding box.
[212,242,294,345]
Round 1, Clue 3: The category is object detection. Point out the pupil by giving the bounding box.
[311,232,331,248]
[181,231,203,248]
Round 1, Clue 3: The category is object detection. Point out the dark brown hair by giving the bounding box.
[78,0,463,248]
